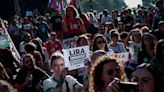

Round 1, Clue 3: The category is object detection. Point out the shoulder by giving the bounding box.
[43,78,57,92]
[65,75,80,84]
[43,78,54,85]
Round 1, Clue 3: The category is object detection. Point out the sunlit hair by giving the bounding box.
[89,56,127,92]
[0,62,10,81]
[0,80,17,92]
[90,50,107,63]
[91,34,109,52]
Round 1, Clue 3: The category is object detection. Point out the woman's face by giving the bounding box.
[66,7,74,18]
[132,68,155,92]
[111,35,118,43]
[143,35,153,46]
[101,62,118,85]
[23,57,34,70]
[96,37,106,50]
[133,34,141,42]
[77,38,88,47]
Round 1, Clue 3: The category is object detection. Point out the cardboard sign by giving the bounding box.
[63,45,90,70]
[62,37,77,49]
[109,52,129,62]
[0,34,10,48]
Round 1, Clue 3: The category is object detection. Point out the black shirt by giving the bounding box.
[50,15,63,31]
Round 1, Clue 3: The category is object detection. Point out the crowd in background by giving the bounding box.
[0,0,164,92]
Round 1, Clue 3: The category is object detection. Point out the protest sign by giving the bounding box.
[62,37,77,49]
[0,34,10,48]
[109,52,129,62]
[63,45,90,70]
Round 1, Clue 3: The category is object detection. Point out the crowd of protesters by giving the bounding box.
[0,0,164,92]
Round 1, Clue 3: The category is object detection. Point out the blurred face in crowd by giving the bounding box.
[111,34,119,43]
[132,68,155,92]
[23,56,34,71]
[77,37,89,47]
[24,34,31,42]
[51,57,65,77]
[101,62,118,85]
[50,33,57,41]
[143,35,154,46]
[66,7,75,18]
[132,34,141,43]
[96,37,106,50]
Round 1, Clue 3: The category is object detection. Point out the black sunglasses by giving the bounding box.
[96,40,106,44]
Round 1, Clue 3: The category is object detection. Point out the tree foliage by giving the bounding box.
[80,0,126,12]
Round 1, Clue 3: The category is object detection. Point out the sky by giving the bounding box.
[124,0,143,8]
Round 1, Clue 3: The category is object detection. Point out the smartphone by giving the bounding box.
[118,82,138,92]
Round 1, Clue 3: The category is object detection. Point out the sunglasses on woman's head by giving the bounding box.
[96,40,106,44]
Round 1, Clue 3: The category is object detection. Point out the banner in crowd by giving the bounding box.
[62,37,77,49]
[63,45,90,70]
[26,11,33,17]
[0,34,10,48]
[109,52,129,63]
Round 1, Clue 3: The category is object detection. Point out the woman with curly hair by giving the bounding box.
[89,56,127,92]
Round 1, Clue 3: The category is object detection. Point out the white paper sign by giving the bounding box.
[109,52,129,62]
[63,45,90,70]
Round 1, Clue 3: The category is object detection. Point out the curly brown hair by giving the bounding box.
[89,56,127,92]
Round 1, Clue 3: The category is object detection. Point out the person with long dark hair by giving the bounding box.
[150,39,164,92]
[138,33,157,64]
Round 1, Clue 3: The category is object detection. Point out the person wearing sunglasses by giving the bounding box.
[91,34,114,55]
[107,63,156,92]
[89,56,127,92]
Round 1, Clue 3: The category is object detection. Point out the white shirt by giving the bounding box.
[43,75,83,92]
[128,41,141,64]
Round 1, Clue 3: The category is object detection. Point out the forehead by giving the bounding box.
[66,7,73,11]
[103,62,117,69]
[52,57,64,65]
[23,57,32,63]
[133,68,153,78]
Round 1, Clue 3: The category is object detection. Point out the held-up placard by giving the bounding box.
[109,52,129,66]
[63,45,90,71]
[62,37,77,49]
[0,34,10,48]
